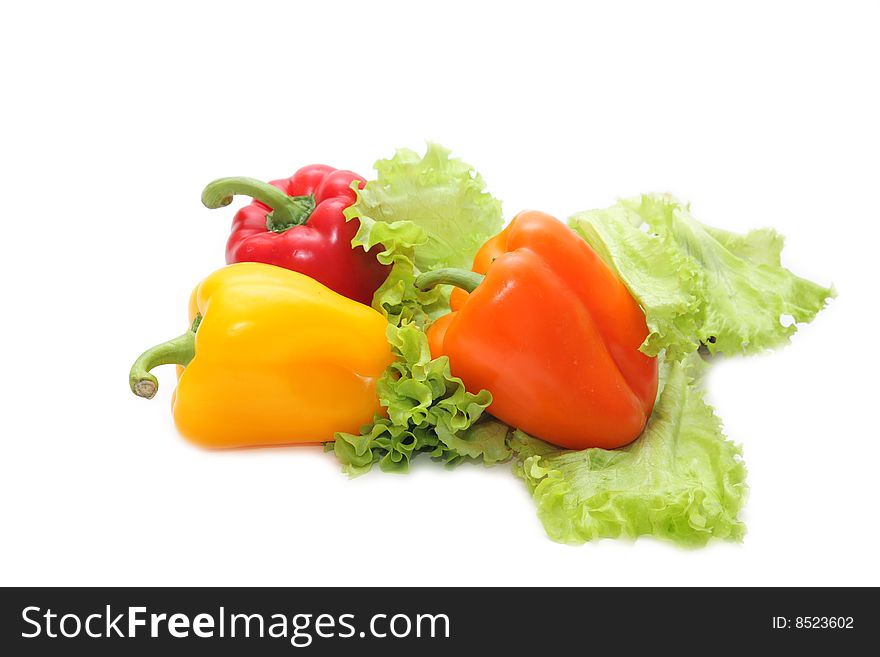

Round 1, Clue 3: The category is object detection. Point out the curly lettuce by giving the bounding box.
[570,194,833,358]
[512,353,748,546]
[346,143,503,326]
[332,323,509,475]
[344,207,443,327]
[330,147,834,548]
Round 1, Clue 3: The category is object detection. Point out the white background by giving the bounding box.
[1,1,878,586]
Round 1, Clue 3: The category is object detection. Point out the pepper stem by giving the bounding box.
[415,268,485,293]
[129,315,201,400]
[201,176,315,233]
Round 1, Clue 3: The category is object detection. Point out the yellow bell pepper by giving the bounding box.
[129,262,393,448]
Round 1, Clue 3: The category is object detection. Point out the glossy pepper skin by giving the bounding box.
[129,263,394,448]
[420,211,658,450]
[201,165,390,306]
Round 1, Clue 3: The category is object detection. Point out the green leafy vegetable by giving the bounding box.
[570,194,833,358]
[354,143,503,272]
[512,353,748,546]
[332,323,509,475]
[347,143,503,326]
[332,145,833,548]
[336,144,508,472]
[570,201,702,360]
[344,207,443,327]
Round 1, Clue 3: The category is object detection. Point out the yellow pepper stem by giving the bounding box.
[129,315,201,400]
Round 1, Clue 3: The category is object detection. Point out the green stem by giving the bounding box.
[129,315,201,400]
[201,176,315,232]
[415,268,485,293]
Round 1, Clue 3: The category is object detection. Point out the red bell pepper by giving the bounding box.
[201,165,389,306]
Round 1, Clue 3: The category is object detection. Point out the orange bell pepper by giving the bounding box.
[418,211,658,450]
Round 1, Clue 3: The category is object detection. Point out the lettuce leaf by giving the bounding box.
[334,144,508,473]
[344,205,445,327]
[354,143,503,272]
[569,202,703,360]
[333,149,832,548]
[570,194,833,358]
[332,323,508,475]
[346,143,503,326]
[512,353,748,546]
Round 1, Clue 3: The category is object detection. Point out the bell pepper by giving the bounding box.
[128,262,394,448]
[201,165,389,306]
[418,211,659,450]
